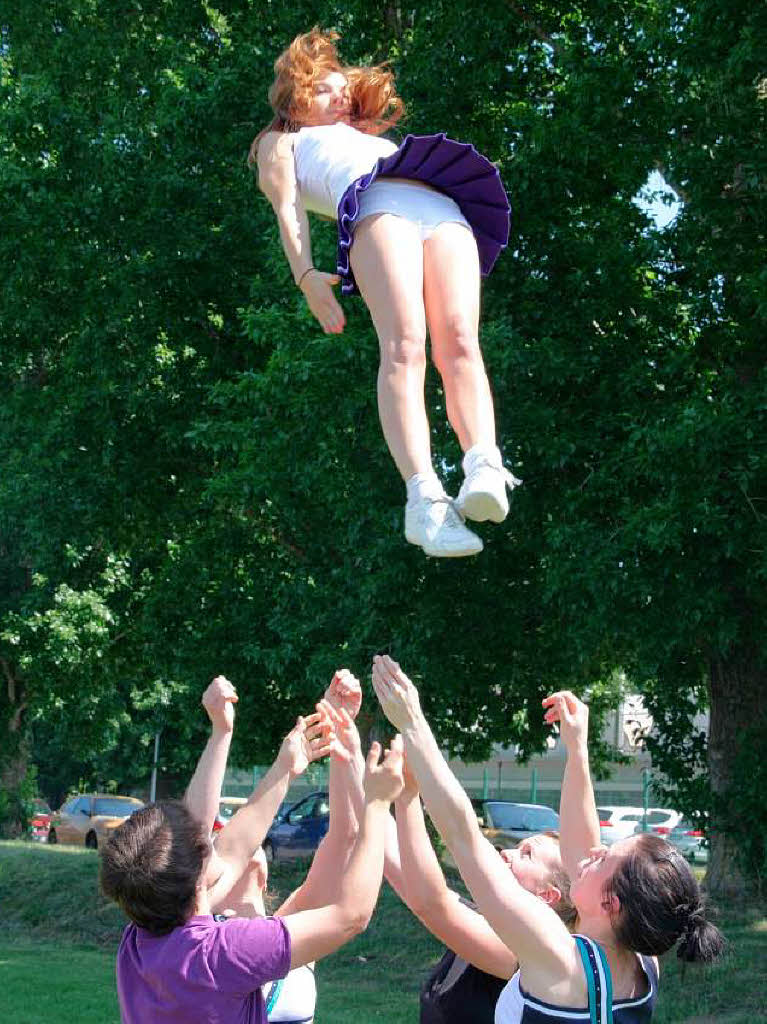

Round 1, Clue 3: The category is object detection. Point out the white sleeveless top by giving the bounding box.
[293,122,398,218]
[495,972,526,1023]
[262,963,316,1023]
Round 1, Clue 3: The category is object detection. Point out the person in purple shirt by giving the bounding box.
[101,702,405,1023]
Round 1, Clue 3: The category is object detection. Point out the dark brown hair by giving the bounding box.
[248,27,404,166]
[100,801,210,935]
[605,833,724,962]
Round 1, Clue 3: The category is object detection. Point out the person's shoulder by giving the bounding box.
[213,914,289,947]
[257,131,295,164]
[203,916,291,990]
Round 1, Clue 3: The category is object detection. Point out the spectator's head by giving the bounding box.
[101,800,210,935]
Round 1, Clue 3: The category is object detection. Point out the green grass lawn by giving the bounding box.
[1,840,764,1023]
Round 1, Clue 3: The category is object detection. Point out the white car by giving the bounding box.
[597,806,682,845]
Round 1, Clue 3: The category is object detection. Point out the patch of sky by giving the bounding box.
[633,169,681,229]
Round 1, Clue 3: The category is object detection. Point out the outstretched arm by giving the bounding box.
[395,755,518,979]
[276,671,363,916]
[543,691,601,882]
[256,131,345,335]
[281,740,404,968]
[372,656,575,983]
[277,672,406,915]
[318,688,407,900]
[213,712,335,885]
[184,676,238,833]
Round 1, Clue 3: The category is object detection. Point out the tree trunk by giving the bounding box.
[705,650,767,900]
[0,657,29,837]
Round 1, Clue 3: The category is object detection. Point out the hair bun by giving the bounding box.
[676,905,725,963]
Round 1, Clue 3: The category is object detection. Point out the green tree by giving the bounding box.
[1,1,765,896]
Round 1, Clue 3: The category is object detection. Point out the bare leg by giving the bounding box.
[424,223,517,523]
[423,222,496,452]
[350,214,432,481]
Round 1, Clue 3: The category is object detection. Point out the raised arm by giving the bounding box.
[372,656,576,984]
[278,672,407,914]
[542,691,601,882]
[213,711,334,884]
[256,131,345,335]
[280,740,404,968]
[184,675,238,833]
[395,754,518,979]
[275,671,363,916]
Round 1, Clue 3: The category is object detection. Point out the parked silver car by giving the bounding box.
[598,805,681,845]
[666,819,708,863]
[478,801,560,850]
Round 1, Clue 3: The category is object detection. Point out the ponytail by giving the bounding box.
[676,904,725,963]
[607,834,725,963]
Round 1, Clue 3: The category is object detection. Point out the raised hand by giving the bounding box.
[399,744,419,798]
[277,711,336,778]
[542,690,589,754]
[371,654,422,732]
[201,675,238,734]
[324,668,363,721]
[316,698,360,764]
[300,270,346,334]
[364,738,405,804]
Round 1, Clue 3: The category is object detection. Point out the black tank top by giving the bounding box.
[420,948,507,1024]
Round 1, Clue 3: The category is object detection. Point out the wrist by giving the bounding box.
[297,266,315,289]
[274,749,297,780]
[565,740,589,761]
[364,795,392,812]
[397,784,419,804]
[400,715,426,744]
[210,721,234,738]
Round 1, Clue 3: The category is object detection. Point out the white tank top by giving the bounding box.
[293,122,398,218]
[495,971,525,1024]
[262,963,316,1023]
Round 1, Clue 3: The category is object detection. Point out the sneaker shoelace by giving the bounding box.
[421,493,468,526]
[466,455,522,491]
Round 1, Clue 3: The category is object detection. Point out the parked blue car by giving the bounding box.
[263,791,330,862]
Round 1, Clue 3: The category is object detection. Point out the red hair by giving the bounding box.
[248,28,404,165]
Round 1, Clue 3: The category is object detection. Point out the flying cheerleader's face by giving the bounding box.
[307,71,351,126]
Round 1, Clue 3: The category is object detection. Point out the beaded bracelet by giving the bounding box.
[297,266,316,288]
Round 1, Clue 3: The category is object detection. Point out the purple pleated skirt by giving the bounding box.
[336,133,511,296]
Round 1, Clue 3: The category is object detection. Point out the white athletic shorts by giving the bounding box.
[356,178,471,240]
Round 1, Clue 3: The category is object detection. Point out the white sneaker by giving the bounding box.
[405,495,483,558]
[455,448,522,523]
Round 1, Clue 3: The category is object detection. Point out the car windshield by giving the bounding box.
[94,799,142,817]
[486,804,559,831]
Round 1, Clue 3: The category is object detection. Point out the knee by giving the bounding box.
[433,314,481,372]
[380,327,427,373]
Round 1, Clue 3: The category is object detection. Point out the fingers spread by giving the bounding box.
[309,737,335,762]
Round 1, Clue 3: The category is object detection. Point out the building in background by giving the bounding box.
[223,696,709,810]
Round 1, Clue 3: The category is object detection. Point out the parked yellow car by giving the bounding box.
[47,793,144,849]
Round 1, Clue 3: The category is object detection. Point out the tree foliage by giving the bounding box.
[1,1,765,892]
